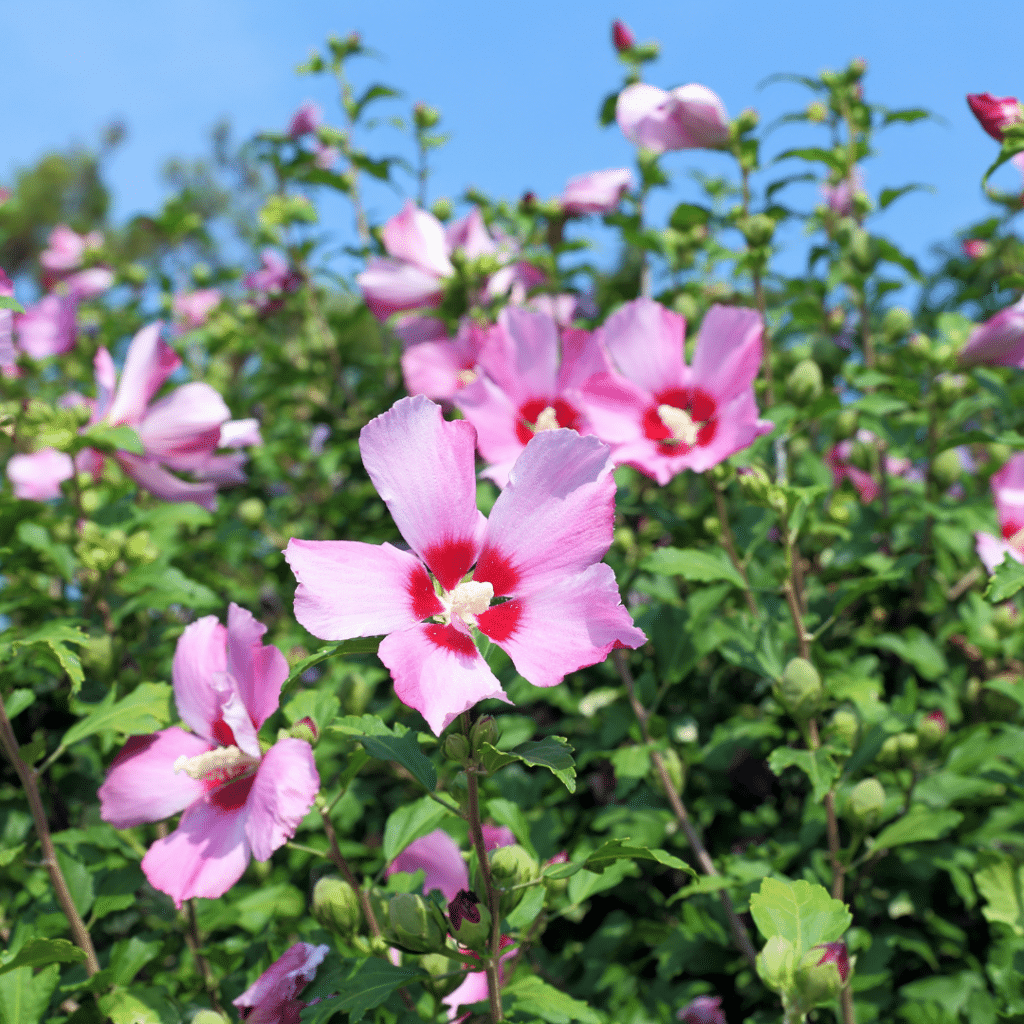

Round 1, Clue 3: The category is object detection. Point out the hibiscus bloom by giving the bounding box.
[99,604,320,907]
[6,448,75,500]
[399,318,490,403]
[560,169,634,215]
[966,92,1022,141]
[821,167,865,217]
[577,298,772,485]
[234,942,330,1024]
[172,288,222,331]
[976,453,1024,573]
[616,83,730,153]
[285,395,645,734]
[959,296,1024,367]
[454,306,608,487]
[15,294,77,359]
[288,101,323,139]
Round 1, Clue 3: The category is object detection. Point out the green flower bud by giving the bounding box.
[775,658,823,723]
[807,101,829,123]
[794,942,849,1007]
[431,198,454,222]
[847,778,885,827]
[442,733,471,765]
[931,449,963,489]
[703,515,722,539]
[834,409,859,440]
[192,1012,231,1024]
[414,103,442,131]
[827,709,859,749]
[388,892,448,953]
[238,497,266,526]
[739,213,775,247]
[734,107,760,133]
[786,359,824,405]
[470,716,498,754]
[882,306,913,339]
[737,465,773,505]
[897,732,919,757]
[313,877,362,938]
[489,844,539,914]
[447,889,491,951]
[876,734,902,767]
[672,292,698,321]
[992,604,1019,636]
[756,934,796,994]
[916,710,947,748]
[825,494,853,525]
[849,228,875,272]
[934,372,967,405]
[419,953,465,998]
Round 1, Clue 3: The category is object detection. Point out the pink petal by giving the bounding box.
[6,449,74,500]
[218,418,260,449]
[192,452,248,485]
[561,168,634,215]
[387,828,469,902]
[135,382,230,461]
[977,532,1024,574]
[16,295,77,359]
[357,257,445,322]
[40,225,90,272]
[598,298,689,396]
[227,603,289,731]
[66,267,115,299]
[288,101,323,138]
[575,371,652,446]
[444,970,490,1018]
[475,430,616,595]
[378,624,510,736]
[115,453,219,511]
[106,323,180,426]
[479,562,645,687]
[401,339,474,402]
[234,943,329,1017]
[557,327,611,392]
[383,202,455,279]
[286,539,443,640]
[93,348,117,421]
[98,727,213,827]
[359,396,484,591]
[172,288,222,330]
[960,296,1024,367]
[482,824,516,851]
[446,208,496,260]
[667,84,731,149]
[616,83,683,153]
[392,315,448,349]
[172,615,229,742]
[689,305,763,405]
[245,738,320,861]
[453,374,524,479]
[479,307,560,404]
[141,795,251,907]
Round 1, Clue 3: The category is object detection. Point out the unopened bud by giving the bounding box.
[934,372,967,405]
[847,778,885,826]
[834,409,858,440]
[882,306,913,339]
[388,893,448,954]
[849,228,875,272]
[447,889,490,951]
[736,465,772,504]
[917,710,948,748]
[419,953,466,998]
[807,101,829,123]
[786,359,824,405]
[739,213,774,247]
[611,19,635,52]
[735,107,760,134]
[775,658,823,723]
[795,942,850,1007]
[907,333,931,357]
[490,844,539,914]
[470,716,498,754]
[313,877,362,938]
[238,497,265,526]
[289,716,318,745]
[756,934,796,993]
[414,102,441,131]
[931,449,963,489]
[828,709,859,749]
[431,197,454,222]
[442,733,470,765]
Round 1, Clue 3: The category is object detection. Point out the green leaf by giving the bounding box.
[60,682,173,750]
[583,838,694,876]
[642,547,745,589]
[14,522,75,582]
[871,807,963,850]
[975,857,1024,936]
[284,639,382,690]
[97,987,178,1024]
[872,628,947,681]
[0,938,85,976]
[767,746,840,802]
[328,715,436,791]
[504,975,604,1024]
[480,736,577,793]
[506,882,546,929]
[878,183,932,210]
[669,203,712,229]
[56,851,94,918]
[80,423,145,456]
[0,622,88,690]
[749,877,852,956]
[114,563,220,622]
[567,860,635,905]
[0,964,59,1024]
[4,690,35,721]
[985,554,1024,602]
[0,296,24,313]
[486,797,537,857]
[382,796,451,863]
[302,958,424,1024]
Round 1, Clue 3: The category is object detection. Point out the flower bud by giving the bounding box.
[447,889,491,951]
[734,108,760,134]
[827,709,859,749]
[907,333,931,357]
[849,228,875,272]
[490,844,539,914]
[238,497,265,526]
[419,953,466,998]
[288,716,318,745]
[807,101,828,123]
[736,465,773,504]
[917,710,948,748]
[786,359,824,405]
[442,733,470,765]
[966,92,1023,141]
[431,197,454,222]
[934,372,968,405]
[611,19,635,52]
[775,658,823,723]
[192,1013,230,1024]
[882,306,913,339]
[794,942,850,1006]
[655,747,686,797]
[756,934,795,993]
[388,893,448,953]
[834,409,859,440]
[414,102,442,131]
[931,448,963,489]
[312,877,362,939]
[847,778,885,827]
[470,716,499,754]
[739,213,775,247]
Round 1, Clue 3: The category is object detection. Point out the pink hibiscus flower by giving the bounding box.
[454,307,608,486]
[245,250,302,313]
[959,296,1024,367]
[234,942,330,1024]
[560,169,634,215]
[576,298,772,485]
[287,101,323,139]
[15,294,78,359]
[172,288,222,331]
[616,83,730,154]
[967,92,1022,141]
[399,318,490,403]
[285,395,646,735]
[678,995,727,1024]
[821,167,865,217]
[6,448,75,500]
[976,453,1024,572]
[39,225,102,275]
[98,604,320,907]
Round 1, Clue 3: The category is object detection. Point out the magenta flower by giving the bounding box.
[400,318,489,403]
[821,167,865,217]
[233,942,330,1024]
[962,239,990,259]
[16,294,77,360]
[40,225,102,275]
[99,604,320,907]
[287,101,323,139]
[678,995,727,1024]
[960,296,1024,367]
[577,299,771,485]
[6,448,75,500]
[967,92,1022,141]
[172,288,222,331]
[0,269,18,376]
[285,395,645,734]
[245,250,302,313]
[976,453,1024,572]
[611,19,635,51]
[813,942,850,983]
[826,439,880,503]
[455,307,608,487]
[616,83,730,154]
[561,169,634,215]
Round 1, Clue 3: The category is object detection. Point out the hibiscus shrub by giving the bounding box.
[2,25,1024,1024]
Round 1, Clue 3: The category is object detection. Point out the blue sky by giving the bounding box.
[4,0,1023,275]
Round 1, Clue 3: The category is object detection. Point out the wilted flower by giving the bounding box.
[233,942,330,1024]
[967,92,1022,141]
[616,82,730,153]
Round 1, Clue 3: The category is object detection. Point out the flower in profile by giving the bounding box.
[821,167,865,217]
[577,299,771,485]
[616,83,730,153]
[99,604,320,907]
[172,288,222,331]
[967,92,1022,141]
[454,306,608,486]
[285,395,646,734]
[959,296,1024,367]
[287,101,323,138]
[976,453,1024,572]
[6,448,75,500]
[39,225,102,276]
[233,942,330,1024]
[678,995,727,1024]
[560,169,634,215]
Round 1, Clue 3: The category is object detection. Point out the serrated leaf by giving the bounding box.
[583,838,694,876]
[641,547,745,589]
[284,639,382,690]
[14,522,76,582]
[97,987,178,1024]
[871,807,962,850]
[975,857,1024,936]
[0,622,87,690]
[985,554,1024,602]
[382,795,451,863]
[480,737,576,793]
[0,938,85,975]
[303,958,423,1024]
[767,747,839,802]
[872,628,947,681]
[329,715,436,791]
[504,975,603,1024]
[749,877,851,956]
[60,682,172,751]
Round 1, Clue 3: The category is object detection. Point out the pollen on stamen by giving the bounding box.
[173,745,260,784]
[657,404,699,446]
[448,579,495,623]
[457,368,478,387]
[533,406,560,432]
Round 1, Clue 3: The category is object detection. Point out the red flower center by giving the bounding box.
[642,387,718,455]
[514,398,581,446]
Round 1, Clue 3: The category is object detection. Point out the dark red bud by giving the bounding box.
[297,716,318,741]
[967,92,1023,141]
[815,941,850,983]
[677,995,726,1024]
[925,710,948,735]
[612,19,635,52]
[447,889,481,932]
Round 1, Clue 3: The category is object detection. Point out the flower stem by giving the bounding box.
[705,473,758,617]
[0,695,99,975]
[613,650,758,972]
[317,800,382,940]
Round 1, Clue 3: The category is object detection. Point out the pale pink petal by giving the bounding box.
[482,824,516,851]
[977,532,1024,574]
[478,562,646,687]
[141,795,251,907]
[40,225,89,272]
[173,289,222,330]
[192,453,248,485]
[115,453,219,511]
[234,943,329,1017]
[453,374,524,476]
[557,327,611,391]
[7,449,74,500]
[561,168,634,215]
[479,307,560,403]
[383,202,455,279]
[66,267,115,298]
[93,348,117,421]
[845,465,881,504]
[135,382,230,460]
[245,739,320,861]
[392,315,448,349]
[172,616,229,741]
[227,603,288,730]
[16,295,77,359]
[99,728,213,827]
[961,297,1024,367]
[106,323,180,426]
[286,539,443,640]
[401,339,476,402]
[378,624,510,736]
[616,83,682,153]
[476,430,616,594]
[357,257,445,322]
[524,292,578,327]
[575,371,652,446]
[359,396,483,591]
[689,305,763,405]
[446,208,496,260]
[667,84,731,149]
[598,298,689,396]
[444,970,490,1018]
[387,828,469,902]
[992,454,1024,536]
